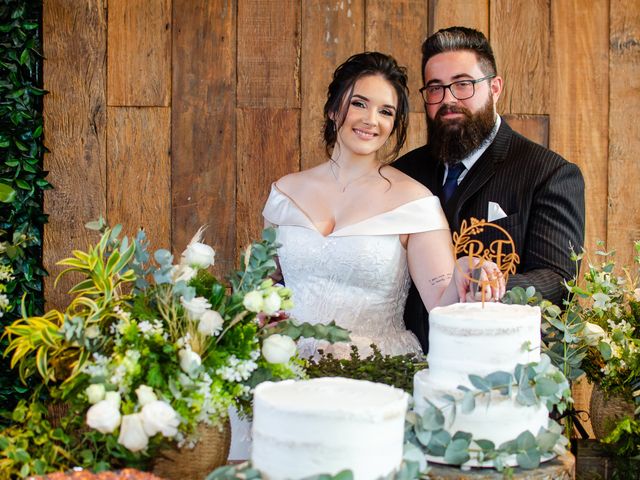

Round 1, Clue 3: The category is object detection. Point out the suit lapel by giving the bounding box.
[420,147,442,194]
[445,121,514,227]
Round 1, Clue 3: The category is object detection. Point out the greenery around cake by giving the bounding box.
[304,345,426,394]
[502,241,640,460]
[206,459,422,480]
[405,352,572,472]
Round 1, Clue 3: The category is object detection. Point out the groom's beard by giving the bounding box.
[426,95,496,166]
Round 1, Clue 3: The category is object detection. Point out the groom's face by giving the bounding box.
[423,50,501,124]
[423,50,503,163]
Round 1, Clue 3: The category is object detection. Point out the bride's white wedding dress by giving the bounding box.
[228,185,449,460]
[262,185,449,357]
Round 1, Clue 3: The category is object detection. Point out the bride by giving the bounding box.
[262,52,504,358]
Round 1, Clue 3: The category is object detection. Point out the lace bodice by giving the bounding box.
[262,185,449,357]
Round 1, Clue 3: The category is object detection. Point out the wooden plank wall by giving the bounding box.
[43,1,638,420]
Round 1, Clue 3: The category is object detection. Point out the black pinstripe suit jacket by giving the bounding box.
[393,120,586,352]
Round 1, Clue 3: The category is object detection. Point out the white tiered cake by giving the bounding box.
[413,303,550,461]
[251,377,409,479]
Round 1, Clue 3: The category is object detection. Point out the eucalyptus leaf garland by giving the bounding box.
[405,353,571,472]
[205,459,423,480]
[0,0,48,419]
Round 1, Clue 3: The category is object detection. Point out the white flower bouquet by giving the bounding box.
[3,219,349,471]
[504,241,640,458]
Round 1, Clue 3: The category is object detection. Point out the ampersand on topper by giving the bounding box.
[452,218,520,304]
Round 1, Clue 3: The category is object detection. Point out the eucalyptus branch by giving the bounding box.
[408,355,571,470]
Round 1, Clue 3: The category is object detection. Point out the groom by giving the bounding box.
[394,27,585,352]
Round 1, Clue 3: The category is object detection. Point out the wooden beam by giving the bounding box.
[502,114,549,148]
[236,108,300,250]
[366,0,429,113]
[237,0,301,109]
[607,0,640,266]
[172,0,236,274]
[300,0,365,169]
[429,0,488,36]
[106,107,171,252]
[549,0,609,253]
[491,0,549,115]
[43,0,107,309]
[107,0,171,106]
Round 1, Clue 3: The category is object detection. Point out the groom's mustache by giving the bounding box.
[436,104,471,118]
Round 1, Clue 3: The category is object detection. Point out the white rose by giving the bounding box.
[634,288,640,302]
[583,322,606,346]
[181,296,212,320]
[84,325,100,339]
[140,400,180,438]
[172,264,197,283]
[262,291,282,315]
[178,348,202,374]
[198,309,224,336]
[118,413,149,452]
[181,242,215,268]
[243,290,264,313]
[86,398,121,434]
[262,334,297,364]
[85,384,106,404]
[104,391,122,408]
[135,385,158,407]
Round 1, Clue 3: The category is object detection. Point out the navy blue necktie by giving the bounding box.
[442,163,466,202]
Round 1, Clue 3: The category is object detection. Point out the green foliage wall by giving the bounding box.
[0,0,47,419]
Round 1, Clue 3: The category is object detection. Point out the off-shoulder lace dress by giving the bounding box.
[262,185,449,357]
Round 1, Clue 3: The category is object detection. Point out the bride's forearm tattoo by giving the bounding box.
[430,273,452,286]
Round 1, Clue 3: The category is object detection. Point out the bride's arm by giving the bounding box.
[407,230,504,311]
[407,229,458,311]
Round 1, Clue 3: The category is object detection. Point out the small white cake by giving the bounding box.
[251,377,409,480]
[413,303,549,458]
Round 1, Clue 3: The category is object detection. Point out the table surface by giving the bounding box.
[426,451,575,479]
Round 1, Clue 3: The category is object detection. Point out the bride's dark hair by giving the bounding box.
[323,52,410,163]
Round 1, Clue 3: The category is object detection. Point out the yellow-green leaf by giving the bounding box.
[68,278,97,294]
[35,347,49,381]
[113,242,136,273]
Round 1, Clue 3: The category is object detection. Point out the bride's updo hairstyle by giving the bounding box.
[323,52,410,163]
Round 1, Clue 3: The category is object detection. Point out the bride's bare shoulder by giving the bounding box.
[274,164,327,196]
[383,165,434,199]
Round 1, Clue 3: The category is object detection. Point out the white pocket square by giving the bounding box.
[487,201,507,222]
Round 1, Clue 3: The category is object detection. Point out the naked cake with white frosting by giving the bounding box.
[251,377,409,479]
[413,302,550,461]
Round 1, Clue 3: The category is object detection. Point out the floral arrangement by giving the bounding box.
[573,243,640,402]
[503,241,640,458]
[568,242,640,457]
[1,219,347,477]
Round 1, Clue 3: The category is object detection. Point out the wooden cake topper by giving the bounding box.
[452,218,520,304]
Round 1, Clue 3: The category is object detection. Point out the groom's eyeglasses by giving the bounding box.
[419,75,496,105]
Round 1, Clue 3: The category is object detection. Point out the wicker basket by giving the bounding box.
[152,420,231,480]
[589,383,635,439]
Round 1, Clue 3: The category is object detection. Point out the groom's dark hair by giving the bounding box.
[421,27,498,83]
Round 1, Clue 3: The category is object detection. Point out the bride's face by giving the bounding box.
[335,74,398,159]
